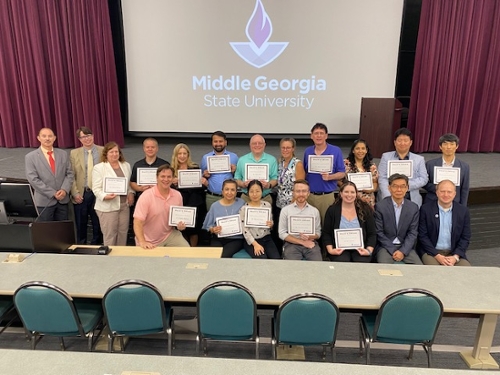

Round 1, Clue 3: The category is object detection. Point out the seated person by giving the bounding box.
[375,173,422,264]
[323,181,376,262]
[418,180,471,266]
[278,180,322,261]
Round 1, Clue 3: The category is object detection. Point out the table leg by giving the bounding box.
[460,313,499,369]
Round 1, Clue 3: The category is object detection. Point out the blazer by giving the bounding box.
[424,157,470,206]
[70,145,104,203]
[323,202,376,249]
[25,147,74,207]
[374,196,419,256]
[377,151,428,207]
[418,201,471,259]
[92,161,133,212]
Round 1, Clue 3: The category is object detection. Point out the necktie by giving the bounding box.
[47,151,55,174]
[87,149,94,188]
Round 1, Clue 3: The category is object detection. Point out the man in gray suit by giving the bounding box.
[25,128,73,221]
[375,173,422,264]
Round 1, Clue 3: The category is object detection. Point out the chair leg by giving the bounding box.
[255,336,259,359]
[425,345,433,367]
[196,335,200,356]
[322,345,326,360]
[271,339,276,360]
[59,337,66,351]
[408,344,414,360]
[167,328,172,356]
[119,337,125,352]
[331,345,336,363]
[365,341,371,365]
[30,333,37,350]
[203,338,208,356]
[108,335,114,353]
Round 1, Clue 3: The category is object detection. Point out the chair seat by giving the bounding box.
[232,250,252,259]
[361,314,423,345]
[113,305,172,336]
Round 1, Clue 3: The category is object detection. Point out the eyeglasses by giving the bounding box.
[281,147,293,150]
[79,134,93,140]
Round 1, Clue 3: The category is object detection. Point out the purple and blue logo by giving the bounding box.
[230,0,289,69]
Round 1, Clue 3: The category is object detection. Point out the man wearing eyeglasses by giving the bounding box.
[374,173,422,264]
[70,127,103,244]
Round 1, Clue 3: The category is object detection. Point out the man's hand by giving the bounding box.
[139,241,156,249]
[54,190,67,201]
[301,239,316,249]
[177,221,187,231]
[74,194,83,204]
[435,254,456,266]
[392,250,404,262]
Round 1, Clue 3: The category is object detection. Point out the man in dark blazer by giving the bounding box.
[375,173,422,264]
[418,180,471,266]
[424,133,470,205]
[25,128,73,221]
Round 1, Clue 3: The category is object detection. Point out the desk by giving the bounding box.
[0,255,499,369]
[68,245,223,258]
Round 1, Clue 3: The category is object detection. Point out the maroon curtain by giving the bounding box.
[408,0,500,152]
[0,0,123,148]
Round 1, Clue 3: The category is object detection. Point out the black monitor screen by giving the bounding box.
[0,183,39,219]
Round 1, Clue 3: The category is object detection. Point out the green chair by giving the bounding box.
[359,288,443,367]
[0,296,16,335]
[272,293,339,362]
[232,249,252,259]
[13,281,103,350]
[102,279,174,354]
[196,281,259,358]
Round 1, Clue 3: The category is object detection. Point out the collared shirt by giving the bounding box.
[442,157,455,167]
[303,143,345,193]
[391,198,404,245]
[436,203,453,250]
[40,147,54,165]
[234,152,278,196]
[200,149,238,194]
[278,201,321,241]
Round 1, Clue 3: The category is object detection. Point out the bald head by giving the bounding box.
[436,179,457,208]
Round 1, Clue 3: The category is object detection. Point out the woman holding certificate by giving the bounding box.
[92,142,135,246]
[276,138,306,209]
[342,139,378,208]
[202,179,245,258]
[323,181,376,262]
[171,143,208,247]
[239,180,280,259]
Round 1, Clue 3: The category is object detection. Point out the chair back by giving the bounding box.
[373,288,443,344]
[276,293,339,345]
[197,281,257,340]
[14,281,84,336]
[103,280,168,335]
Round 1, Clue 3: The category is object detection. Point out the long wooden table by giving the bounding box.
[0,253,499,369]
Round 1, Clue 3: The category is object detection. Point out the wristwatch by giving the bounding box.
[453,255,460,263]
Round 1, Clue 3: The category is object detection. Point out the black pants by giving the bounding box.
[211,237,244,258]
[243,234,281,259]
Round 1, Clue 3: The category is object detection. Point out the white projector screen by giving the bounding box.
[122,0,403,136]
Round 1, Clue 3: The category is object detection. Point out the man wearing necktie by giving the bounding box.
[25,128,74,221]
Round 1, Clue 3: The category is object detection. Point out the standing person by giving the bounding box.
[276,138,305,209]
[25,128,74,221]
[201,131,239,210]
[323,182,376,262]
[234,134,278,205]
[239,180,280,259]
[70,127,103,244]
[92,142,135,246]
[203,179,245,258]
[171,143,207,247]
[341,139,378,208]
[424,133,470,205]
[303,123,345,225]
[377,128,428,207]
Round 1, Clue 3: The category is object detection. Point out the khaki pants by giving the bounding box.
[422,251,471,266]
[96,202,129,246]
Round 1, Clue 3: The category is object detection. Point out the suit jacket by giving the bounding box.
[377,151,428,207]
[418,201,471,259]
[323,202,377,249]
[25,147,74,207]
[92,161,133,212]
[424,157,470,206]
[70,145,104,203]
[374,197,419,256]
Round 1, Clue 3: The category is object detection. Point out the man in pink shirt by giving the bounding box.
[133,165,189,248]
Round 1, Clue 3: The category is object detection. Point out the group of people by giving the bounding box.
[25,124,471,267]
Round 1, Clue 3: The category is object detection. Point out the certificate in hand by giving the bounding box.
[216,215,242,238]
[308,155,333,174]
[178,169,202,188]
[137,168,158,185]
[103,177,128,195]
[433,167,460,186]
[169,206,197,227]
[288,215,315,235]
[387,160,413,178]
[347,172,373,190]
[334,228,364,250]
[244,207,271,228]
[207,155,231,174]
[245,164,269,181]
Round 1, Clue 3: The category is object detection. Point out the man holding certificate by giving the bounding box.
[278,180,322,261]
[234,134,278,205]
[133,165,189,249]
[377,128,428,207]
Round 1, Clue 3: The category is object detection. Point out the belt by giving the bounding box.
[207,190,222,197]
[310,191,334,195]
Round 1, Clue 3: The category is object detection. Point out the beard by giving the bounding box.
[213,145,225,153]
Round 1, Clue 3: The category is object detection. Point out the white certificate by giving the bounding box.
[308,155,333,174]
[347,172,373,190]
[207,155,231,173]
[103,177,127,195]
[169,206,196,227]
[137,168,157,185]
[334,228,364,250]
[245,163,269,181]
[288,215,315,235]
[387,160,413,178]
[178,169,202,188]
[216,215,242,238]
[244,207,271,228]
[433,167,460,186]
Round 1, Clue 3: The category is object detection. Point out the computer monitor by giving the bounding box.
[0,183,39,222]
